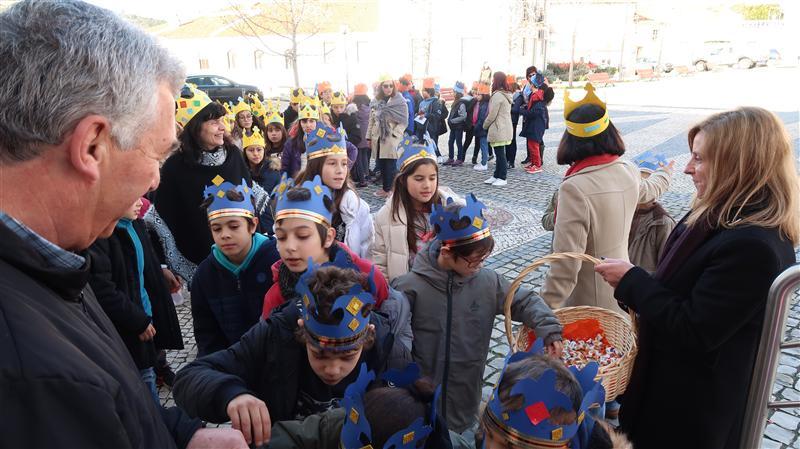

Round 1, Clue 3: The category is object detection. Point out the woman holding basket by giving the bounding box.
[596,107,800,449]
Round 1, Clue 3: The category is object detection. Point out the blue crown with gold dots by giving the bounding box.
[296,250,377,350]
[304,122,347,161]
[484,340,606,449]
[396,135,438,172]
[272,173,333,226]
[430,193,491,248]
[341,363,438,449]
[202,176,254,221]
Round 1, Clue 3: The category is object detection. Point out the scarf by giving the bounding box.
[653,213,713,282]
[554,155,620,223]
[212,233,269,276]
[116,219,152,317]
[374,93,408,140]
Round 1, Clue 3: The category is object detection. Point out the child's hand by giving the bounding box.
[226,394,271,447]
[545,340,563,359]
[138,324,156,342]
[162,268,182,294]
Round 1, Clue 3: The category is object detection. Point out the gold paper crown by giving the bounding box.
[232,97,251,116]
[377,73,394,84]
[563,83,610,138]
[266,109,284,126]
[298,97,320,120]
[175,84,213,127]
[242,127,266,149]
[249,93,266,118]
[320,103,331,117]
[330,91,347,106]
[290,87,305,103]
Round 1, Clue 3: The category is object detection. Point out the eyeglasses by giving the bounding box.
[459,254,489,268]
[381,84,394,89]
[239,113,253,119]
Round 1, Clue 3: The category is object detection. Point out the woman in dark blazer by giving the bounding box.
[595,107,800,449]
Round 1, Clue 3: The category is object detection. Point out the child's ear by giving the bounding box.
[297,318,305,328]
[249,217,260,234]
[323,226,336,248]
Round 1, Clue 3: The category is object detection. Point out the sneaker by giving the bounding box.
[374,189,391,198]
[471,159,477,165]
[488,154,494,162]
[437,156,446,163]
[483,177,497,184]
[526,166,543,174]
[491,179,508,186]
[508,163,515,169]
[473,164,488,171]
[443,158,455,166]
[452,160,464,167]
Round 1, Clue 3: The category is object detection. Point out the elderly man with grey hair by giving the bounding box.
[0,2,248,448]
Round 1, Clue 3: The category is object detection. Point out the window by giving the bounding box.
[227,50,237,69]
[212,77,232,86]
[652,29,658,41]
[254,50,265,70]
[356,41,368,63]
[323,41,336,64]
[198,58,209,70]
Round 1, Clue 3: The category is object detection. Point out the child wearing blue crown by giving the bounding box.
[294,121,374,258]
[189,177,280,357]
[392,194,563,438]
[173,255,410,447]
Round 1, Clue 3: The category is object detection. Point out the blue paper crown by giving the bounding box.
[430,193,491,248]
[396,135,438,172]
[633,152,669,173]
[202,176,254,221]
[484,340,606,449]
[304,122,347,161]
[296,250,377,350]
[341,363,437,449]
[453,81,466,95]
[272,173,333,226]
[532,73,545,88]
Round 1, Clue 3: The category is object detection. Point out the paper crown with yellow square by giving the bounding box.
[564,83,610,138]
[430,193,491,248]
[231,97,251,116]
[296,250,377,351]
[340,363,439,449]
[396,135,437,172]
[484,339,606,449]
[175,84,213,127]
[202,176,254,221]
[241,127,266,149]
[265,109,285,126]
[298,97,320,120]
[272,174,333,227]
[304,122,346,160]
[290,87,305,104]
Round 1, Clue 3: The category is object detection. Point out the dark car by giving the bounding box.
[185,74,263,103]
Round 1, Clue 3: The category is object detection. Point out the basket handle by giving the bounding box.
[503,252,603,352]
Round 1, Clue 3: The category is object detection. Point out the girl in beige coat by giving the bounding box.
[366,78,409,197]
[541,86,670,314]
[482,71,514,186]
[371,139,458,281]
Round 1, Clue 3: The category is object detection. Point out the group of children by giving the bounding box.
[87,76,643,449]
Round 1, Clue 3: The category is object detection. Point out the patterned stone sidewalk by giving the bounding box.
[159,104,800,447]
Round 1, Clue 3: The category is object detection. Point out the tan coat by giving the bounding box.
[483,90,513,144]
[371,187,458,281]
[541,160,670,313]
[366,98,407,160]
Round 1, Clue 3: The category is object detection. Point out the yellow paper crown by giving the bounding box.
[266,109,284,126]
[290,87,305,103]
[564,83,610,138]
[298,97,320,120]
[377,73,394,84]
[175,84,213,127]
[320,103,331,117]
[242,127,266,149]
[330,91,347,106]
[232,97,251,116]
[248,93,265,118]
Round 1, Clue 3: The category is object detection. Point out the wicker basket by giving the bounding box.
[502,252,638,399]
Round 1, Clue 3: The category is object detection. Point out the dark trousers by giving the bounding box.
[492,144,508,180]
[448,128,463,160]
[508,124,519,167]
[461,128,474,161]
[355,146,370,182]
[378,157,397,192]
[433,133,442,157]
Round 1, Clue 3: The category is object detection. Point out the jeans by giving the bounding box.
[433,134,442,157]
[448,128,463,160]
[378,157,397,192]
[508,123,519,166]
[478,136,489,165]
[355,146,370,183]
[492,144,508,180]
[462,129,474,161]
[140,367,160,406]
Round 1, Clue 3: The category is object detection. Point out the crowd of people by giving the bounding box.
[1,2,799,449]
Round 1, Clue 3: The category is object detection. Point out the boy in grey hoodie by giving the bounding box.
[391,194,563,439]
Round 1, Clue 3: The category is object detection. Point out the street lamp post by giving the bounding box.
[341,25,350,96]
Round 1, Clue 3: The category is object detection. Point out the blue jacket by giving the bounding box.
[473,101,490,138]
[401,91,415,134]
[514,97,549,142]
[190,233,280,356]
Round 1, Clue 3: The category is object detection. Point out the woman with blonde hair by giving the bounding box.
[595,106,799,449]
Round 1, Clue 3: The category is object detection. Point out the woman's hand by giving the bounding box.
[594,259,635,289]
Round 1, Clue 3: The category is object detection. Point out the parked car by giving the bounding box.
[635,57,673,74]
[185,74,263,103]
[692,41,769,71]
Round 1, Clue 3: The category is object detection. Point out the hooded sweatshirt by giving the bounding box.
[390,239,562,433]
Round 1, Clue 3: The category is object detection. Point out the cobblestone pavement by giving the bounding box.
[160,100,800,447]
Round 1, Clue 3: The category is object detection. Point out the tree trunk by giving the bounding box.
[291,41,300,87]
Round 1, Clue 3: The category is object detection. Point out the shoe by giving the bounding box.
[491,179,508,186]
[521,158,530,165]
[437,156,446,163]
[508,163,515,169]
[443,158,455,166]
[374,189,391,198]
[473,164,488,171]
[452,160,464,167]
[526,166,543,174]
[488,154,494,162]
[356,181,369,188]
[471,159,477,165]
[483,177,497,184]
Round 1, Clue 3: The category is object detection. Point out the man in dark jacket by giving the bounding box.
[0,2,246,448]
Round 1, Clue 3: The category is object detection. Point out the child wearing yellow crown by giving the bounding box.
[282,96,320,177]
[284,87,305,128]
[391,194,562,438]
[230,97,266,151]
[241,126,282,234]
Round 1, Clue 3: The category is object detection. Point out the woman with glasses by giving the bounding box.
[366,75,409,198]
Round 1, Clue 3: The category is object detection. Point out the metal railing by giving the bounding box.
[739,264,800,449]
